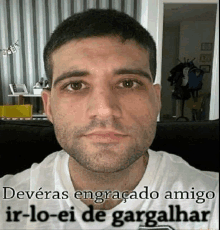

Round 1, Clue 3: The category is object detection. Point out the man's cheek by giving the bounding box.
[52,95,71,111]
[54,104,85,125]
[127,99,153,118]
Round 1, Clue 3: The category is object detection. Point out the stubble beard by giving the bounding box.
[53,117,157,173]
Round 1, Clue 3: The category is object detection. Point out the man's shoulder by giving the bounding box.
[0,150,67,188]
[149,149,219,189]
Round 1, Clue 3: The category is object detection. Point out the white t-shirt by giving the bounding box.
[0,149,218,230]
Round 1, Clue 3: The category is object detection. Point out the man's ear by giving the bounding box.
[153,84,162,113]
[41,89,53,123]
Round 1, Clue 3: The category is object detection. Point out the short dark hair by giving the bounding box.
[43,9,157,86]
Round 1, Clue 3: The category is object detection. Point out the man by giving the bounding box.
[0,9,218,230]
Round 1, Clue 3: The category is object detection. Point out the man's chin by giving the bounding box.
[79,162,131,173]
[69,148,144,174]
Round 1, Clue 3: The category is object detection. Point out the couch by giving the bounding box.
[0,119,219,178]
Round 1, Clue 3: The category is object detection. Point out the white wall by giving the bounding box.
[140,0,161,84]
[209,3,219,120]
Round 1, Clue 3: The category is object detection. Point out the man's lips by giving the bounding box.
[83,131,128,143]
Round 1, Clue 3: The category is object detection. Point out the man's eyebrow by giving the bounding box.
[114,68,152,82]
[52,68,152,88]
[52,70,89,88]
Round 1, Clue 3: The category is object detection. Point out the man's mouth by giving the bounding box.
[83,131,128,143]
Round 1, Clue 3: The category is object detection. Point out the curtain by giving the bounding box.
[0,0,140,105]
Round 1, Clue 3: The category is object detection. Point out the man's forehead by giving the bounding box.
[52,36,149,57]
[50,36,152,83]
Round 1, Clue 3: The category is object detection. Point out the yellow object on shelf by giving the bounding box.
[0,104,32,118]
[0,106,3,117]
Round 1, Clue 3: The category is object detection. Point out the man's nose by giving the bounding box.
[87,87,122,120]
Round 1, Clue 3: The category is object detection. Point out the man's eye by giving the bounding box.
[66,81,87,91]
[118,79,142,89]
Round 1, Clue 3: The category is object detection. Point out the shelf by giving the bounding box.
[0,117,48,121]
[33,113,47,118]
[7,94,44,116]
[1,113,47,120]
[8,94,42,105]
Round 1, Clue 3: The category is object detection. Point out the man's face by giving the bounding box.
[42,36,161,173]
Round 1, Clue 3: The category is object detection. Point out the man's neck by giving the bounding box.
[68,153,148,210]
